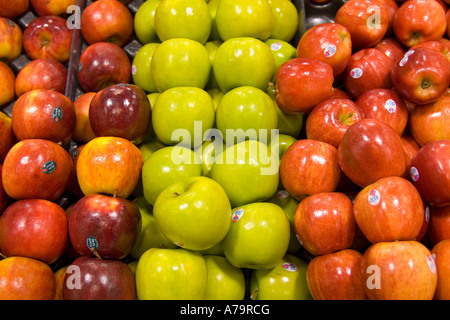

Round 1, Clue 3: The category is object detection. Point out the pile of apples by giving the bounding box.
[0,0,450,301]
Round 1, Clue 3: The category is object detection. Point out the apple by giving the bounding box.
[215,0,274,41]
[0,199,68,264]
[150,38,211,93]
[360,240,437,300]
[207,0,221,41]
[265,39,297,83]
[428,205,450,247]
[275,57,334,114]
[0,256,56,300]
[63,256,136,300]
[72,92,96,143]
[0,165,9,214]
[306,249,368,300]
[31,0,77,16]
[135,247,208,300]
[54,265,68,300]
[0,0,29,19]
[76,136,143,199]
[11,89,76,146]
[337,118,406,188]
[267,0,299,43]
[77,42,131,93]
[0,18,23,63]
[297,22,352,77]
[131,42,159,93]
[193,140,225,178]
[374,37,406,64]
[431,239,450,300]
[410,40,450,61]
[330,87,351,100]
[204,40,222,90]
[139,139,165,163]
[0,61,15,107]
[372,0,399,36]
[221,202,290,269]
[391,47,450,105]
[279,139,342,201]
[268,134,297,161]
[306,98,364,148]
[400,133,421,179]
[2,139,73,201]
[0,113,16,164]
[66,144,85,200]
[409,139,450,207]
[133,0,162,44]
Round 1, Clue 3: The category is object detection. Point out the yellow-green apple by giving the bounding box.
[141,145,202,206]
[0,113,16,163]
[0,199,68,264]
[77,42,131,93]
[0,256,56,300]
[208,88,224,111]
[31,0,77,16]
[135,247,207,300]
[267,0,299,43]
[306,98,364,148]
[23,15,72,63]
[265,39,297,83]
[391,47,450,105]
[360,240,437,300]
[374,37,406,64]
[0,61,15,107]
[132,43,159,93]
[409,139,450,207]
[337,118,406,188]
[204,255,246,300]
[215,0,274,41]
[139,139,165,163]
[306,249,368,300]
[11,89,76,146]
[63,256,136,300]
[72,92,96,143]
[428,205,450,246]
[431,239,450,300]
[0,0,29,19]
[250,254,312,300]
[222,202,290,269]
[0,18,23,62]
[213,37,275,93]
[207,0,220,41]
[194,139,226,177]
[151,86,215,149]
[54,265,68,300]
[0,165,9,214]
[150,38,211,93]
[279,139,342,200]
[76,136,143,198]
[204,40,222,90]
[268,134,297,161]
[297,22,352,77]
[2,139,72,201]
[154,0,211,44]
[355,88,408,136]
[133,0,162,44]
[210,140,279,207]
[275,57,334,114]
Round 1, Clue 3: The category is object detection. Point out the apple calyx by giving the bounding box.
[339,112,355,125]
[172,192,180,197]
[421,79,431,90]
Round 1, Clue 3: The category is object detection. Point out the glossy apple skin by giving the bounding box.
[361,240,437,300]
[63,256,136,300]
[297,22,352,77]
[0,114,16,163]
[72,92,96,143]
[374,37,406,64]
[431,239,450,300]
[409,139,450,207]
[306,98,364,148]
[0,18,23,63]
[400,133,420,179]
[23,15,72,63]
[89,83,151,141]
[77,42,131,93]
[428,205,450,246]
[0,61,15,106]
[11,89,76,146]
[337,118,406,188]
[355,88,408,136]
[411,40,450,62]
[0,0,29,19]
[391,47,450,105]
[275,57,334,114]
[307,249,368,300]
[294,192,356,256]
[0,199,68,264]
[2,139,73,201]
[0,165,10,214]
[31,0,77,16]
[280,139,342,200]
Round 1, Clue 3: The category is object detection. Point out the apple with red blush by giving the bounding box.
[0,113,16,164]
[0,0,29,19]
[0,17,23,63]
[374,38,406,64]
[0,61,15,107]
[72,92,97,143]
[31,0,77,17]
[400,134,420,179]
[0,164,9,214]
[427,204,450,246]
[431,239,450,300]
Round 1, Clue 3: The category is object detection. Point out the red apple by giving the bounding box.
[275,57,334,114]
[337,118,406,188]
[66,144,85,200]
[0,18,23,63]
[0,164,9,214]
[361,240,437,300]
[0,61,15,107]
[305,98,364,148]
[54,265,68,300]
[373,37,406,64]
[431,239,450,300]
[411,40,450,62]
[77,42,132,93]
[409,139,450,207]
[355,88,408,136]
[23,15,72,63]
[1,138,73,202]
[11,89,76,146]
[371,0,399,36]
[330,87,351,99]
[306,249,368,300]
[427,204,450,246]
[400,133,421,179]
[14,58,67,98]
[0,199,68,265]
[31,0,77,16]
[280,139,342,200]
[0,113,16,164]
[0,0,29,19]
[439,38,450,62]
[72,92,97,143]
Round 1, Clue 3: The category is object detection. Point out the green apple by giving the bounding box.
[222,202,290,269]
[147,92,160,110]
[250,254,312,300]
[128,260,138,274]
[264,39,297,83]
[210,140,279,207]
[139,139,166,162]
[215,86,278,144]
[207,0,221,41]
[213,37,275,93]
[204,40,222,90]
[151,86,215,149]
[132,43,160,93]
[204,255,246,300]
[267,0,299,43]
[135,247,207,300]
[154,0,211,44]
[215,0,274,41]
[207,88,224,111]
[141,145,203,206]
[129,196,177,260]
[153,176,231,251]
[199,241,225,256]
[194,139,226,177]
[150,38,211,93]
[134,0,162,44]
[269,133,297,160]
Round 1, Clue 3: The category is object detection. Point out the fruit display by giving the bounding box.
[1,0,450,304]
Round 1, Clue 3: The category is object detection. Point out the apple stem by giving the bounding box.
[90,247,102,260]
[113,189,117,198]
[249,287,259,300]
[0,251,7,260]
[173,192,180,197]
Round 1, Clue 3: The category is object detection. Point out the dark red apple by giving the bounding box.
[431,239,450,300]
[427,204,450,246]
[374,37,406,64]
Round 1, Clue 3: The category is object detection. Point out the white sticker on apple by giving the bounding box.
[270,42,282,51]
[282,262,298,272]
[399,50,415,67]
[350,68,363,79]
[368,189,381,206]
[232,208,244,222]
[427,254,437,274]
[276,190,289,199]
[131,65,137,75]
[324,44,337,58]
[384,99,397,113]
[410,166,420,181]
